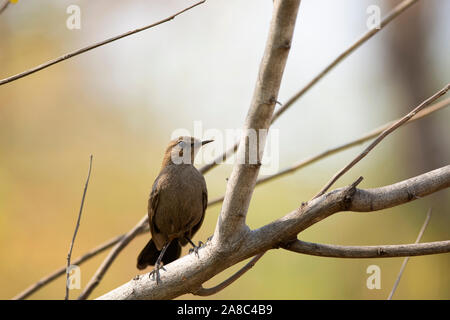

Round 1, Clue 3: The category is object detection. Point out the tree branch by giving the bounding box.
[12,233,126,300]
[65,155,93,300]
[192,252,265,296]
[0,0,10,15]
[214,0,301,245]
[0,0,206,86]
[251,166,450,252]
[77,215,148,300]
[313,84,450,199]
[199,0,420,175]
[208,98,450,206]
[13,97,449,299]
[97,166,449,300]
[387,208,432,300]
[282,239,450,258]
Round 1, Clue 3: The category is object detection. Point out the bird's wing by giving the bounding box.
[148,178,160,235]
[190,185,208,238]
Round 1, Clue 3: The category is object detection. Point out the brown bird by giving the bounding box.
[137,136,213,283]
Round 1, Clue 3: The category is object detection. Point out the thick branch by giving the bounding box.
[250,166,450,252]
[98,166,449,300]
[214,0,301,245]
[15,98,449,299]
[348,166,450,212]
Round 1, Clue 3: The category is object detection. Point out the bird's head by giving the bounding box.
[162,136,213,167]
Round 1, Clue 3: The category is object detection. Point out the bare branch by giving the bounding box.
[271,0,420,123]
[208,98,450,206]
[348,166,450,212]
[98,167,449,300]
[65,155,93,300]
[214,0,301,245]
[0,1,206,86]
[283,239,450,258]
[77,215,148,300]
[252,166,450,251]
[313,84,450,199]
[192,252,265,296]
[387,208,432,300]
[13,233,126,300]
[0,0,10,15]
[13,97,449,299]
[199,0,420,175]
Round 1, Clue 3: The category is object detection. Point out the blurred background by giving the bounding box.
[0,0,449,300]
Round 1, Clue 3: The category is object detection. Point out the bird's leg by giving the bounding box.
[185,236,202,258]
[149,242,170,284]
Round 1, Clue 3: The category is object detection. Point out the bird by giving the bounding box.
[137,136,213,284]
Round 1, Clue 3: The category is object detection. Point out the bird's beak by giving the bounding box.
[201,139,214,146]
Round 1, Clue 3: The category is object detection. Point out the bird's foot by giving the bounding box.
[189,241,203,258]
[149,263,166,284]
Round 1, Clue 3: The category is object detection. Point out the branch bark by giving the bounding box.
[98,166,449,300]
[14,98,449,299]
[283,239,450,258]
[213,0,301,246]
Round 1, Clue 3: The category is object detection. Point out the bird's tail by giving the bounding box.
[136,238,181,270]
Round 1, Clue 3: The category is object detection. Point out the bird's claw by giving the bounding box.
[189,241,203,258]
[149,264,166,284]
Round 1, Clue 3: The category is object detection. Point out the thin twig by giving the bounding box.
[77,215,148,300]
[271,0,420,123]
[65,155,93,300]
[199,0,420,175]
[13,233,126,300]
[313,84,450,199]
[0,0,206,86]
[192,252,265,296]
[283,238,449,258]
[387,208,432,300]
[12,97,449,300]
[0,0,10,15]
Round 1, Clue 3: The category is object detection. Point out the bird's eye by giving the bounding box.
[177,140,186,148]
